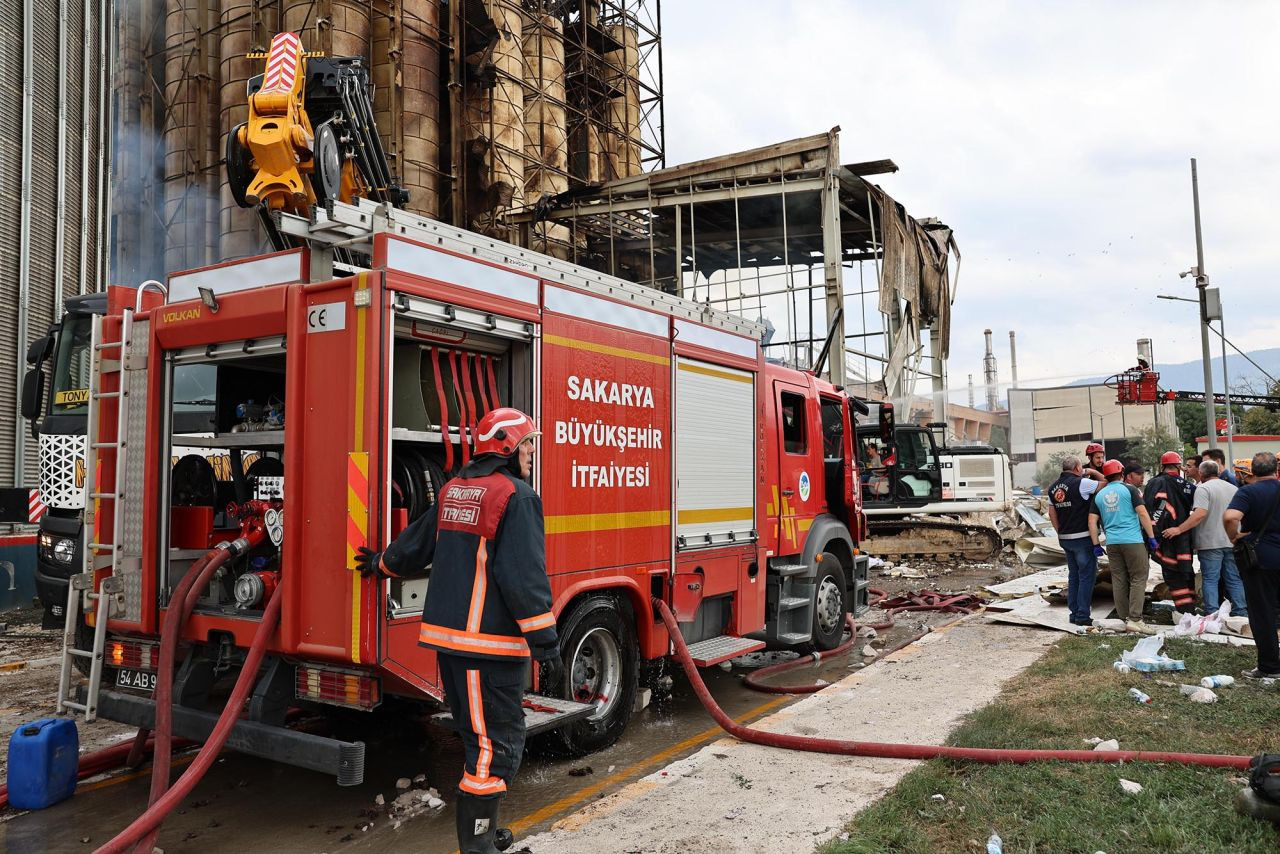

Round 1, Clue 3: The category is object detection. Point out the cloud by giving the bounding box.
[659,1,1280,393]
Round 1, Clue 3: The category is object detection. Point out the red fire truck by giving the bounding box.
[57,200,872,783]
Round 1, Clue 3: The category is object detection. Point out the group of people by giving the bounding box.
[1049,443,1280,679]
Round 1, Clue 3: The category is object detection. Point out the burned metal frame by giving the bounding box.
[509,128,955,397]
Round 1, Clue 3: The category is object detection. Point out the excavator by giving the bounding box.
[225,31,405,249]
[856,402,1011,561]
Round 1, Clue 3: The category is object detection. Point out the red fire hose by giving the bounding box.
[743,588,897,695]
[97,584,283,853]
[133,543,236,852]
[655,598,1252,770]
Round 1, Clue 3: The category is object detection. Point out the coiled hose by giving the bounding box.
[655,598,1251,770]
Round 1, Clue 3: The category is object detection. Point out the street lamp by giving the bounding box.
[1157,290,1235,465]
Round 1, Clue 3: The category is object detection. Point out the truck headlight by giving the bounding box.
[52,538,76,564]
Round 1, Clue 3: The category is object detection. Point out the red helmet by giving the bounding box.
[1085,443,1104,456]
[1160,451,1183,467]
[473,407,540,458]
[1101,459,1124,477]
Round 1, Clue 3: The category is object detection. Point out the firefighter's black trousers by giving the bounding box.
[439,652,527,798]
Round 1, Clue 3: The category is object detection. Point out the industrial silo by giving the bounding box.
[522,9,569,258]
[372,0,443,220]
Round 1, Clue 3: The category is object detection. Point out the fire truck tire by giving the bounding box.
[810,552,849,651]
[542,594,638,757]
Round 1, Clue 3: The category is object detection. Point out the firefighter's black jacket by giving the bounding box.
[380,457,558,661]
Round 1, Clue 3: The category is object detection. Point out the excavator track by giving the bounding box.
[864,517,1004,562]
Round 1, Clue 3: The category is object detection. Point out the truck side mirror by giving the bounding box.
[21,368,45,421]
[26,335,53,366]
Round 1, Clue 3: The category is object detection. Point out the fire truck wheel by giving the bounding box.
[810,552,849,651]
[542,594,638,757]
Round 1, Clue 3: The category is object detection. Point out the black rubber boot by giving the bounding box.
[495,827,515,851]
[456,793,502,854]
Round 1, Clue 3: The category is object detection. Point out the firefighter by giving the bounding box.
[356,407,560,854]
[1082,442,1107,482]
[1144,450,1198,611]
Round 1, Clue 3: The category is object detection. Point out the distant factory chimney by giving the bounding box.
[1009,330,1019,389]
[983,328,999,410]
[968,374,975,408]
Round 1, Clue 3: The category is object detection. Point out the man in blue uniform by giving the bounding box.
[358,407,561,853]
[1047,456,1101,626]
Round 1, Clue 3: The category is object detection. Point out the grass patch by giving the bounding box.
[823,636,1280,853]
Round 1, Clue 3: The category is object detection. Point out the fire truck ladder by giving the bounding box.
[56,286,157,720]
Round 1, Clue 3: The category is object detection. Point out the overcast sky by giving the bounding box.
[660,1,1279,398]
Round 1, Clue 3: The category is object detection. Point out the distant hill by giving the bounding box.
[1071,348,1280,394]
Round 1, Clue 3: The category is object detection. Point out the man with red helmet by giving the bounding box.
[357,407,559,853]
[1144,450,1198,611]
[1082,442,1107,482]
[1089,459,1160,630]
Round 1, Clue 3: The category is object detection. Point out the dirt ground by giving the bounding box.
[0,609,135,782]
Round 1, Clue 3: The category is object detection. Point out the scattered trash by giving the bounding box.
[1119,635,1185,672]
[1094,739,1119,752]
[374,794,384,806]
[857,626,878,640]
[1183,686,1218,704]
[607,765,616,773]
[1201,675,1235,689]
[1128,688,1152,705]
[412,773,427,784]
[394,777,411,790]
[1084,736,1103,745]
[986,831,1003,854]
[1097,643,1110,650]
[930,793,946,802]
[427,796,444,809]
[1119,779,1144,795]
[861,644,878,658]
[1112,661,1131,673]
[718,660,733,671]
[1173,601,1232,637]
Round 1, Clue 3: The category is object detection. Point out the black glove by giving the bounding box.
[534,645,563,690]
[355,546,384,578]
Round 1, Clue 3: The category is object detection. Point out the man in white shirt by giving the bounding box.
[1164,459,1247,616]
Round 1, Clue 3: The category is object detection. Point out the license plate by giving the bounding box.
[115,668,157,693]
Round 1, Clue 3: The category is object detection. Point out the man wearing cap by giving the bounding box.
[1124,461,1146,489]
[1047,456,1102,626]
[1145,451,1198,612]
[1089,459,1160,630]
[1082,442,1107,482]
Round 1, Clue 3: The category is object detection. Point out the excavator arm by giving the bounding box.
[226,31,405,242]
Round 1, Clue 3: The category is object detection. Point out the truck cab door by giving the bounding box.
[890,427,943,504]
[770,383,820,554]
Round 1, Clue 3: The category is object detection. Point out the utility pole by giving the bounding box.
[1191,158,1218,451]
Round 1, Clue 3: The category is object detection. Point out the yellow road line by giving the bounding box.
[506,694,789,836]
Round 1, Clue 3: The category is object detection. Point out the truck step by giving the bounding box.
[684,635,766,667]
[771,562,809,578]
[432,693,596,738]
[775,632,811,646]
[778,596,810,612]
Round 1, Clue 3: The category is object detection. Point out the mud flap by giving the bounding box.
[431,693,595,737]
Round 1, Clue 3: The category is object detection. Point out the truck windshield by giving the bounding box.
[50,313,94,414]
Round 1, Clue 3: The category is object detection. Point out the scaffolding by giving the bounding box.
[508,128,958,403]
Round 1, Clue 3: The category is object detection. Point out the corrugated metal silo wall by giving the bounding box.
[0,0,102,492]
